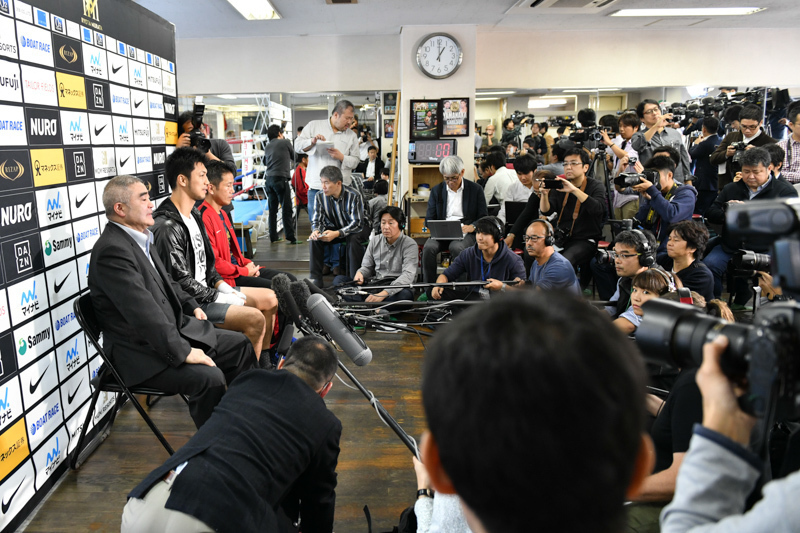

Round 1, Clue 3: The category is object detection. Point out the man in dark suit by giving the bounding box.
[688,116,722,215]
[89,175,256,429]
[355,145,385,190]
[121,336,341,533]
[422,155,488,282]
[709,104,777,190]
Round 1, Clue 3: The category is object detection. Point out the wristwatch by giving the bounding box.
[417,488,434,499]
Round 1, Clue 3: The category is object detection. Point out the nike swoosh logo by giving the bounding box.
[29,365,50,395]
[54,274,70,293]
[111,64,123,74]
[67,380,83,404]
[94,124,107,135]
[75,193,89,209]
[120,156,130,167]
[134,100,143,108]
[2,478,24,514]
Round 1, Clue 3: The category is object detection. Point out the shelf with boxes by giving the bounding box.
[405,164,443,238]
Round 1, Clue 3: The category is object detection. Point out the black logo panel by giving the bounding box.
[53,34,84,75]
[0,150,33,192]
[26,107,61,147]
[85,79,110,113]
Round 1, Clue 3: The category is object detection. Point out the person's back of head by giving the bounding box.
[280,336,338,393]
[652,145,681,167]
[578,107,597,128]
[702,116,720,135]
[421,291,649,533]
[373,179,389,196]
[485,151,506,171]
[267,124,282,141]
[763,142,786,169]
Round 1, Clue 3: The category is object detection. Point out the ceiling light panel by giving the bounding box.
[611,7,765,17]
[226,0,282,20]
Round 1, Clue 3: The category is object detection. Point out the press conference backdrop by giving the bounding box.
[0,0,177,529]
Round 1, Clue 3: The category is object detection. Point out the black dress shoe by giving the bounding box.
[322,264,332,275]
[332,266,343,276]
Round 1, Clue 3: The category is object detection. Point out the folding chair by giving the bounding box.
[70,294,185,469]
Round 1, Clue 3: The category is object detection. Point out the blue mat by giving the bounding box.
[231,199,267,226]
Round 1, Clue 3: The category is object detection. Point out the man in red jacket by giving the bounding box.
[200,160,296,291]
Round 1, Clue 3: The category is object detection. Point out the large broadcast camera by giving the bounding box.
[637,198,800,420]
[189,102,211,154]
[509,110,535,125]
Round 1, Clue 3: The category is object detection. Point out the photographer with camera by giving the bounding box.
[659,334,800,532]
[632,100,693,185]
[481,123,498,148]
[710,104,777,191]
[539,148,606,271]
[176,111,235,169]
[501,116,530,147]
[689,116,722,215]
[703,147,797,306]
[631,155,697,265]
[601,112,643,220]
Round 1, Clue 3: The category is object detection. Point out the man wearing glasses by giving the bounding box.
[422,155,488,283]
[632,99,693,184]
[710,104,777,190]
[524,219,579,293]
[604,229,658,321]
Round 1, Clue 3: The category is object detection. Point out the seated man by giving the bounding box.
[631,155,697,266]
[483,150,517,206]
[523,219,579,293]
[430,217,525,300]
[366,179,389,234]
[121,336,341,533]
[152,148,278,359]
[200,160,297,290]
[355,144,384,189]
[420,291,652,533]
[309,165,371,287]
[703,147,798,306]
[89,175,255,429]
[335,206,417,303]
[539,147,606,269]
[422,155,488,283]
[498,153,537,224]
[605,229,658,322]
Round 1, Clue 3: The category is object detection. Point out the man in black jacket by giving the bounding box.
[152,147,278,359]
[709,104,777,191]
[121,336,341,533]
[422,155,488,282]
[703,147,797,304]
[539,148,606,269]
[688,116,722,215]
[90,175,255,428]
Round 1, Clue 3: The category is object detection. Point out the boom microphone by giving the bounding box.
[290,281,319,332]
[307,293,373,366]
[271,274,293,317]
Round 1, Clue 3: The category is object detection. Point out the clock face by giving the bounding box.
[416,34,462,79]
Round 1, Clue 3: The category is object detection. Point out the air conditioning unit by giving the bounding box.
[507,0,621,15]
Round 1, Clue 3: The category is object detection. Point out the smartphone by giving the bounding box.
[543,178,563,190]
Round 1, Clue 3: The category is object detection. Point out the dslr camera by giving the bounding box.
[729,249,771,278]
[730,141,748,164]
[613,169,660,189]
[189,102,211,154]
[636,198,800,419]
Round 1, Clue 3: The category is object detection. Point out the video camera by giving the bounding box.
[613,169,660,189]
[510,110,535,125]
[636,198,800,419]
[189,102,211,154]
[729,249,771,278]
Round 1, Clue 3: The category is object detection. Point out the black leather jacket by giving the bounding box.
[151,198,223,304]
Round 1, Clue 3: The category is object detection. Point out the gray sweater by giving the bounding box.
[263,138,295,180]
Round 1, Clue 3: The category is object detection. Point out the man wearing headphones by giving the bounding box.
[336,206,418,303]
[430,217,525,300]
[605,229,658,321]
[524,219,580,293]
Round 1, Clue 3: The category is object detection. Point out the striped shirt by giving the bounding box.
[312,186,365,236]
[779,137,800,184]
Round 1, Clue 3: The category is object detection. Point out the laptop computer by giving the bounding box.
[427,220,464,240]
[505,201,527,225]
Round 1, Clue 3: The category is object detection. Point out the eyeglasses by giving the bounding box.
[442,174,460,182]
[563,161,584,167]
[611,251,641,260]
[523,235,546,243]
[643,108,661,115]
[740,123,760,132]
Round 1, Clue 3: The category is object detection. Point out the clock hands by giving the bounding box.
[437,46,444,62]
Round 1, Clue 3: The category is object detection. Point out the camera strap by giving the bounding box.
[556,178,588,237]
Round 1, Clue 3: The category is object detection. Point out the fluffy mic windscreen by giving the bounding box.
[271,274,293,317]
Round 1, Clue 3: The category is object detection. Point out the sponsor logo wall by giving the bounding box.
[0,0,177,529]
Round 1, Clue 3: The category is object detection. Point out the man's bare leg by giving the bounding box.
[239,287,279,349]
[217,305,266,359]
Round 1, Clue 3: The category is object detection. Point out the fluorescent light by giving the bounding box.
[528,100,551,109]
[542,95,573,99]
[566,89,620,93]
[476,97,499,101]
[216,94,238,99]
[226,0,282,20]
[611,7,764,17]
[476,91,516,96]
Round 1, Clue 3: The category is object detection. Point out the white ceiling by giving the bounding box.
[133,0,799,39]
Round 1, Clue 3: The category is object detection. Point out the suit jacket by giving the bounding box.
[356,158,384,179]
[425,179,488,225]
[88,223,217,386]
[128,370,342,533]
[709,130,776,190]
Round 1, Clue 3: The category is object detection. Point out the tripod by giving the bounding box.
[587,142,615,223]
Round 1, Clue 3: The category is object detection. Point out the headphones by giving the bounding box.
[631,229,656,267]
[477,216,504,243]
[382,206,406,230]
[651,268,677,293]
[531,218,555,247]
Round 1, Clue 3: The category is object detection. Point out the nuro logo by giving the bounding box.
[44,240,51,255]
[0,159,25,181]
[18,337,26,355]
[83,0,99,21]
[59,45,77,64]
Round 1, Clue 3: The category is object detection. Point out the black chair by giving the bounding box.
[70,293,184,469]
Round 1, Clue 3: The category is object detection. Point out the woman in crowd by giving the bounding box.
[665,220,715,303]
[614,269,673,336]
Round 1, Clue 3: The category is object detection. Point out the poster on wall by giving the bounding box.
[440,98,469,137]
[0,0,177,530]
[383,92,397,115]
[410,100,438,140]
[383,119,394,138]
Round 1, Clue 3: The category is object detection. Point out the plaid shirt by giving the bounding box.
[779,137,800,184]
[312,186,365,236]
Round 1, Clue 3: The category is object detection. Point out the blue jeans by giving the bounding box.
[702,246,732,299]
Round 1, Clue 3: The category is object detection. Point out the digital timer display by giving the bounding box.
[409,140,456,163]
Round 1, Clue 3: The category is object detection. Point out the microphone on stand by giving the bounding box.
[307,293,373,366]
[291,281,320,333]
